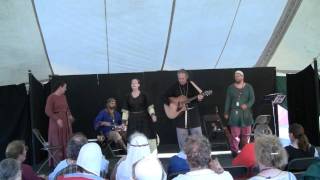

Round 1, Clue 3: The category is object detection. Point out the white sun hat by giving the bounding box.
[76,142,102,176]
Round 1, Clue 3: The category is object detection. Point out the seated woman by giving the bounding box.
[285,123,319,162]
[249,135,296,180]
[232,124,272,169]
[5,140,45,180]
[94,98,126,150]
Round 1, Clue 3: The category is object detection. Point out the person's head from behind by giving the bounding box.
[132,154,164,180]
[127,132,150,157]
[66,133,88,161]
[0,158,21,180]
[5,140,28,163]
[106,98,117,110]
[184,135,211,169]
[76,142,102,176]
[253,124,272,140]
[53,80,67,95]
[289,123,309,151]
[177,69,189,85]
[255,135,288,169]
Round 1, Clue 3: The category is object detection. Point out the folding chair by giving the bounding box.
[224,166,248,180]
[91,133,122,158]
[287,157,319,172]
[32,129,62,173]
[293,171,305,180]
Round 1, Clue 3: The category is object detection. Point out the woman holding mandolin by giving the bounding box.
[163,69,207,151]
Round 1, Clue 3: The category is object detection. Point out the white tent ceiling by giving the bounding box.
[0,0,319,85]
[0,0,52,86]
[266,0,320,73]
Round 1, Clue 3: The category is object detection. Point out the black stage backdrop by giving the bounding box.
[29,73,51,165]
[50,67,275,145]
[287,65,320,146]
[0,84,32,163]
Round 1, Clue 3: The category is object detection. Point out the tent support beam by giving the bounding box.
[160,0,176,70]
[255,0,302,67]
[103,0,110,74]
[30,0,54,75]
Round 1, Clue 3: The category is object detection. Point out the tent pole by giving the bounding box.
[30,0,54,75]
[160,0,176,71]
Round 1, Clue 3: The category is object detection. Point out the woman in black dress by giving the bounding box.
[122,78,158,152]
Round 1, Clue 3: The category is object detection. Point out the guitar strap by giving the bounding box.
[190,81,203,93]
[184,81,203,128]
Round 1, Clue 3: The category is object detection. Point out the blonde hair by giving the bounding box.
[254,135,288,169]
[5,140,27,159]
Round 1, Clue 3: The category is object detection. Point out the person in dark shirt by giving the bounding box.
[122,78,158,152]
[285,123,319,162]
[163,69,204,150]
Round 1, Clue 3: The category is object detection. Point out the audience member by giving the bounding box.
[132,151,166,180]
[167,151,190,176]
[113,132,151,180]
[49,133,109,179]
[285,123,319,162]
[0,158,21,180]
[173,135,233,180]
[57,142,104,180]
[232,124,272,168]
[249,135,296,180]
[5,140,45,180]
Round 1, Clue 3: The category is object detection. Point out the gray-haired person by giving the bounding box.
[0,158,21,180]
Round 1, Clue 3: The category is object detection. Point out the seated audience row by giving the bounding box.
[2,122,317,180]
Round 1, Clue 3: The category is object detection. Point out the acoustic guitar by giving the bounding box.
[164,90,212,119]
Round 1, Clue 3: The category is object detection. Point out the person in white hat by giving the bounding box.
[113,132,151,180]
[224,70,255,157]
[132,150,166,180]
[61,142,104,180]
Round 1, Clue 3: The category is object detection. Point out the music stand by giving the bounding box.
[264,93,286,136]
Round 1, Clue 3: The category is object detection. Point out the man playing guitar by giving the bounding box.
[163,69,204,151]
[94,98,127,150]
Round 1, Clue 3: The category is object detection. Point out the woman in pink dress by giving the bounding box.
[45,81,74,167]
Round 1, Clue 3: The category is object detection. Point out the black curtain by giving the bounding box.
[29,73,51,165]
[0,84,32,163]
[287,65,320,145]
[50,67,275,145]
